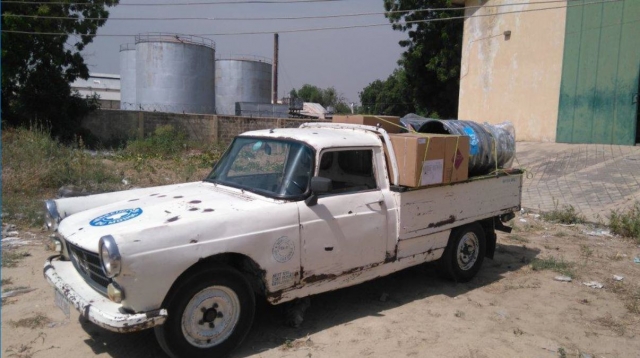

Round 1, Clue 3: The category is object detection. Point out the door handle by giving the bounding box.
[324,247,333,251]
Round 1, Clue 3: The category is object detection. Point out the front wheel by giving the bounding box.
[155,266,256,358]
[437,223,486,282]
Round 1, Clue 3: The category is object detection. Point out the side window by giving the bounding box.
[318,149,377,194]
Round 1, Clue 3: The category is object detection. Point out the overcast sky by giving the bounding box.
[83,0,408,104]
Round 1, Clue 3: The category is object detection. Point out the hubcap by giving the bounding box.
[182,286,241,348]
[457,232,479,271]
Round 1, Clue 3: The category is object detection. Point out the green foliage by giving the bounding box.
[2,1,118,142]
[2,127,120,226]
[541,202,585,224]
[290,84,351,114]
[609,202,640,243]
[531,257,575,277]
[359,68,416,116]
[122,125,189,160]
[384,0,463,118]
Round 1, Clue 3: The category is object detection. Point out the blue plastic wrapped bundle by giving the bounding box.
[400,114,516,176]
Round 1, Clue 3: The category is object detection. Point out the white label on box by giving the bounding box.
[421,159,444,186]
[418,138,426,144]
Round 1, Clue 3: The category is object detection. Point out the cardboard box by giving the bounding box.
[389,133,469,188]
[389,134,447,187]
[333,115,403,133]
[443,135,469,184]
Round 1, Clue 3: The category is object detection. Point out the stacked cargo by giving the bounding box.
[333,115,470,188]
[389,134,469,188]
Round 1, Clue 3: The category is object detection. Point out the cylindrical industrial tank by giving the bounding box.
[135,33,215,114]
[215,56,272,115]
[119,43,136,110]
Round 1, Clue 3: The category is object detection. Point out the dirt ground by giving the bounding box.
[2,214,639,358]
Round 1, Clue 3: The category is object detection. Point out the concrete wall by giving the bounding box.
[81,109,325,145]
[458,0,566,142]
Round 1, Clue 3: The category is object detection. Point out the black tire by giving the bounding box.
[155,265,256,358]
[437,223,486,282]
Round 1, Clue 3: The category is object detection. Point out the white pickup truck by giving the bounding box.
[44,123,521,358]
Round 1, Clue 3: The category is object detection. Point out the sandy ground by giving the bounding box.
[2,215,640,358]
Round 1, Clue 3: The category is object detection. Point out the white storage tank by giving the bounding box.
[119,43,136,110]
[215,56,272,115]
[135,33,215,114]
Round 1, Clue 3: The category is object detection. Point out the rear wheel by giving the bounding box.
[155,266,255,358]
[437,223,486,282]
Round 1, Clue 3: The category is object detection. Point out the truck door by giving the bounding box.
[297,148,387,282]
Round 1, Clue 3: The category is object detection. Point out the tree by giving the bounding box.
[384,0,463,118]
[2,0,119,142]
[290,84,351,114]
[359,68,416,116]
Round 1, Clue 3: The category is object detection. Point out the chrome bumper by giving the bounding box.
[43,255,167,333]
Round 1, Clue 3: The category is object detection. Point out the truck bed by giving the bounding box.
[395,170,522,241]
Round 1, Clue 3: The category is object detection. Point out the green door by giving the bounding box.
[557,0,640,145]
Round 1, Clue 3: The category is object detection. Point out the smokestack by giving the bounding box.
[272,33,279,104]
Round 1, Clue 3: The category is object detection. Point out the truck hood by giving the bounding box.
[58,182,281,252]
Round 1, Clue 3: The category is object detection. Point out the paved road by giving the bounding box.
[516,142,640,222]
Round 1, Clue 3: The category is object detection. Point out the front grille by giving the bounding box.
[67,242,110,296]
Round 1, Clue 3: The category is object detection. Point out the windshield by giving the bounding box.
[205,137,314,199]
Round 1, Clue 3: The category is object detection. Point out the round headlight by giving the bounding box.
[44,200,60,231]
[99,235,121,278]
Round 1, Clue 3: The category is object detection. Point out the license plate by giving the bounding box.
[54,289,70,318]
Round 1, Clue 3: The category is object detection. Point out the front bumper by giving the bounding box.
[44,255,167,333]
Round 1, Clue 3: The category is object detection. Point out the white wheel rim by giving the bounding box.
[457,232,479,271]
[181,286,241,348]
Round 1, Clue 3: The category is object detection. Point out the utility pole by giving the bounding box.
[272,33,279,104]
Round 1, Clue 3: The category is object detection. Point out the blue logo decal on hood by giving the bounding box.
[90,208,143,227]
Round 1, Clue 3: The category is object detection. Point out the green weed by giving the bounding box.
[531,257,575,277]
[542,201,585,224]
[121,125,188,159]
[608,202,640,243]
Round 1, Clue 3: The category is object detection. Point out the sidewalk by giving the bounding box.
[515,142,640,223]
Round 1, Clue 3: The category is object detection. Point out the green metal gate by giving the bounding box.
[556,0,640,145]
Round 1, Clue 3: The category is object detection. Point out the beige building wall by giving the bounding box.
[458,0,566,142]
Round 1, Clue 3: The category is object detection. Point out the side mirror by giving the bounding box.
[305,177,332,206]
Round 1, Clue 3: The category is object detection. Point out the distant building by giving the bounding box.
[71,73,121,109]
[455,0,640,145]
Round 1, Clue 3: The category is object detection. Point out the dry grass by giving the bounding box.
[608,279,640,315]
[280,336,315,351]
[9,313,51,329]
[594,314,626,336]
[1,251,31,268]
[2,127,225,228]
[2,277,14,286]
[507,234,529,243]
